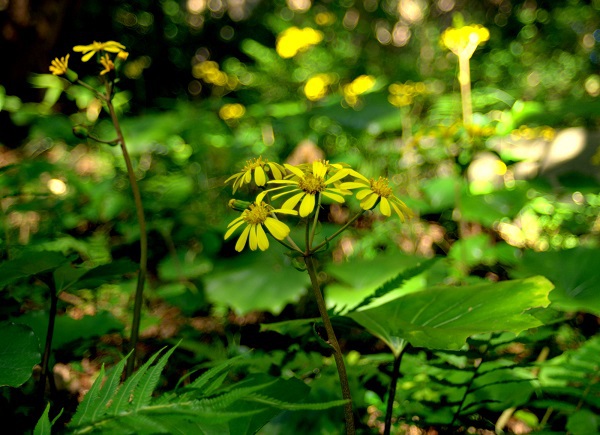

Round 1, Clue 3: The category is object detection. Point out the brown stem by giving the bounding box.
[104,86,148,378]
[304,255,355,434]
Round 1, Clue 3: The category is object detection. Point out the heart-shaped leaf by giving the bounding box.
[348,276,553,355]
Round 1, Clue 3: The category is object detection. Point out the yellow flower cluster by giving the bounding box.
[441,24,490,59]
[49,40,128,80]
[224,156,412,252]
[304,73,337,101]
[388,81,427,107]
[192,61,239,90]
[219,103,246,122]
[276,27,323,58]
[343,75,376,107]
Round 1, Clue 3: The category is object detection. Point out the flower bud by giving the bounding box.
[228,199,252,212]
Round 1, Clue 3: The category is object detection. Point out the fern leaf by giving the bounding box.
[197,379,278,410]
[108,347,165,416]
[69,365,106,427]
[131,345,178,411]
[349,258,437,312]
[247,394,348,411]
[186,353,245,393]
[88,353,129,422]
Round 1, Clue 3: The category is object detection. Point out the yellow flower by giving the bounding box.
[99,54,115,75]
[224,201,297,252]
[73,40,126,62]
[261,161,351,217]
[49,54,70,76]
[441,25,489,59]
[117,51,129,60]
[225,156,286,193]
[276,27,323,58]
[341,174,412,221]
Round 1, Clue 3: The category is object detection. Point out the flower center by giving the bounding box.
[370,177,393,198]
[298,173,325,194]
[243,156,266,172]
[243,202,270,225]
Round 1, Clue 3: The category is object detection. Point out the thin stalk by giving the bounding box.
[458,54,473,127]
[104,83,148,378]
[38,280,58,403]
[309,194,323,248]
[304,255,355,434]
[384,346,406,435]
[311,210,365,253]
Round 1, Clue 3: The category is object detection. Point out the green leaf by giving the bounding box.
[33,403,51,435]
[511,247,600,316]
[204,247,310,315]
[0,251,67,288]
[54,259,138,292]
[0,322,41,387]
[348,276,553,354]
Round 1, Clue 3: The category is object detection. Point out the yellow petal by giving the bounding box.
[254,166,266,186]
[284,164,305,179]
[235,225,251,251]
[299,194,316,217]
[224,172,241,184]
[264,217,290,240]
[267,162,285,179]
[312,161,327,178]
[360,193,379,210]
[325,168,349,185]
[321,191,346,203]
[243,169,252,183]
[256,224,269,250]
[81,51,96,62]
[338,181,367,190]
[249,225,258,250]
[379,197,391,216]
[282,192,305,211]
[390,201,406,222]
[356,189,374,200]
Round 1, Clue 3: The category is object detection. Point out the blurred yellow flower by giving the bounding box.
[219,103,246,121]
[49,54,70,76]
[276,27,323,58]
[441,25,489,59]
[388,81,427,107]
[192,60,238,90]
[304,74,336,101]
[99,54,115,75]
[225,156,286,193]
[341,174,412,221]
[343,75,376,106]
[262,161,351,217]
[224,201,296,252]
[73,40,126,62]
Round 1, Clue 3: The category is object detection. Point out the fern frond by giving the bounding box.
[246,394,348,411]
[89,352,130,422]
[131,345,178,411]
[186,353,245,393]
[69,365,106,427]
[197,379,278,410]
[108,347,166,416]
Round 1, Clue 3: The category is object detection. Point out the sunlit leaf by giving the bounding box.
[348,276,553,355]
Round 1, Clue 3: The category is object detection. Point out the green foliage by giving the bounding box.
[348,277,553,354]
[56,345,346,435]
[0,322,40,387]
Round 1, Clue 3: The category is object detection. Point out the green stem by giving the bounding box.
[309,194,323,248]
[38,279,58,403]
[304,255,355,434]
[311,210,365,253]
[383,345,407,435]
[104,83,148,378]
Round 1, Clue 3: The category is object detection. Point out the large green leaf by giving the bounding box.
[204,247,309,315]
[348,276,553,355]
[0,251,67,288]
[0,322,41,387]
[510,247,600,316]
